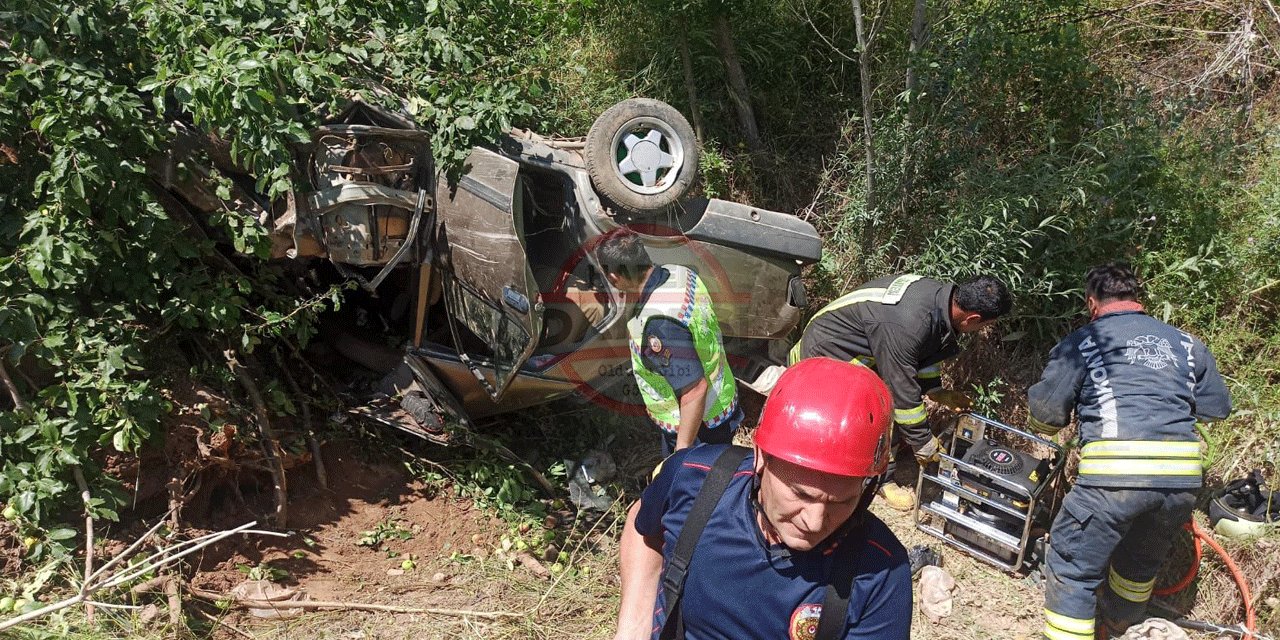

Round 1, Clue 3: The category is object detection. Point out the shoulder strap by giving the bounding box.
[814,488,875,640]
[814,518,868,640]
[658,445,751,640]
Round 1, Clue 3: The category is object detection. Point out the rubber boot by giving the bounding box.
[879,483,916,511]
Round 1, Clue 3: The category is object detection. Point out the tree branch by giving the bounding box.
[224,349,288,528]
[0,346,29,412]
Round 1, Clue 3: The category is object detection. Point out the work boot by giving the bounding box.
[879,483,916,511]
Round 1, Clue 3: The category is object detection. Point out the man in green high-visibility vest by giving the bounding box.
[597,229,742,456]
[790,274,1012,510]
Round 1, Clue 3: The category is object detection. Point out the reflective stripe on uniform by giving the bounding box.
[1081,440,1201,458]
[1078,458,1202,477]
[1108,567,1154,603]
[790,275,925,366]
[1078,440,1202,478]
[917,364,941,379]
[1044,609,1094,640]
[853,355,875,368]
[894,403,927,425]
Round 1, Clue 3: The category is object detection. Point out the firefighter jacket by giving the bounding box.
[791,275,957,447]
[1027,310,1232,489]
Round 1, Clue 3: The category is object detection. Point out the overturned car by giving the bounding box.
[276,98,821,442]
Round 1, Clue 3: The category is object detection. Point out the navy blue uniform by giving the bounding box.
[635,445,912,640]
[1028,309,1231,640]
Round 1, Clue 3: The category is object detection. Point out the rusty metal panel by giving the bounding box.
[433,148,542,398]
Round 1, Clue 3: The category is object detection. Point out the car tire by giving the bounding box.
[585,98,699,215]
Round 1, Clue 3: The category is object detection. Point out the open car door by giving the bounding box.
[434,148,543,400]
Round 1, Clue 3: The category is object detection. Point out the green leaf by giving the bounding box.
[112,429,128,452]
[14,491,35,514]
[47,528,77,541]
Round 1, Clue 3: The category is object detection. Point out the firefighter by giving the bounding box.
[791,273,1012,510]
[1028,263,1232,640]
[613,358,912,640]
[597,229,742,455]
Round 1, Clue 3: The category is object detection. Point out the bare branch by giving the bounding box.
[795,0,857,63]
[224,349,289,528]
[0,521,279,633]
[188,588,524,619]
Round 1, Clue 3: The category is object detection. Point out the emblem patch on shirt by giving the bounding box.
[789,603,823,640]
[1125,335,1178,370]
[648,334,663,354]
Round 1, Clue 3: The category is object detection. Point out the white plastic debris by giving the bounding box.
[918,565,956,623]
[744,365,787,396]
[1119,618,1189,640]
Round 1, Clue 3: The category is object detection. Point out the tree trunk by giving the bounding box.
[852,0,876,213]
[711,13,762,151]
[905,0,927,125]
[677,31,706,143]
[901,0,928,201]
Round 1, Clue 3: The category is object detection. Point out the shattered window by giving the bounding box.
[441,275,532,398]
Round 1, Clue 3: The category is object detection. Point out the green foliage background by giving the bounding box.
[2,0,1278,586]
[0,0,574,559]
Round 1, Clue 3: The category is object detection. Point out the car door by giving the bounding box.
[433,147,542,400]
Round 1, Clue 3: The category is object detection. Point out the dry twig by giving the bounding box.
[194,607,254,639]
[0,520,285,632]
[188,588,523,619]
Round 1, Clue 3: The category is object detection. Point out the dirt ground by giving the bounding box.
[179,444,1262,640]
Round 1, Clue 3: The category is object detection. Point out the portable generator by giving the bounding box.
[913,403,1065,572]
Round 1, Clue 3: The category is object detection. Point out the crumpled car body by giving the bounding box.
[287,100,821,442]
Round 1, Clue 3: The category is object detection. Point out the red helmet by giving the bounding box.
[755,358,893,477]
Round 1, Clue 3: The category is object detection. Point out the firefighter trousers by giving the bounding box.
[1042,485,1196,640]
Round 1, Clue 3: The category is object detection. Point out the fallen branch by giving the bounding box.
[0,520,284,633]
[224,349,289,527]
[188,588,523,619]
[165,573,181,627]
[514,551,550,579]
[129,575,172,596]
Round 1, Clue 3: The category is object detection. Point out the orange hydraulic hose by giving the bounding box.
[1152,520,1257,639]
[1191,519,1258,639]
[1153,522,1201,597]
